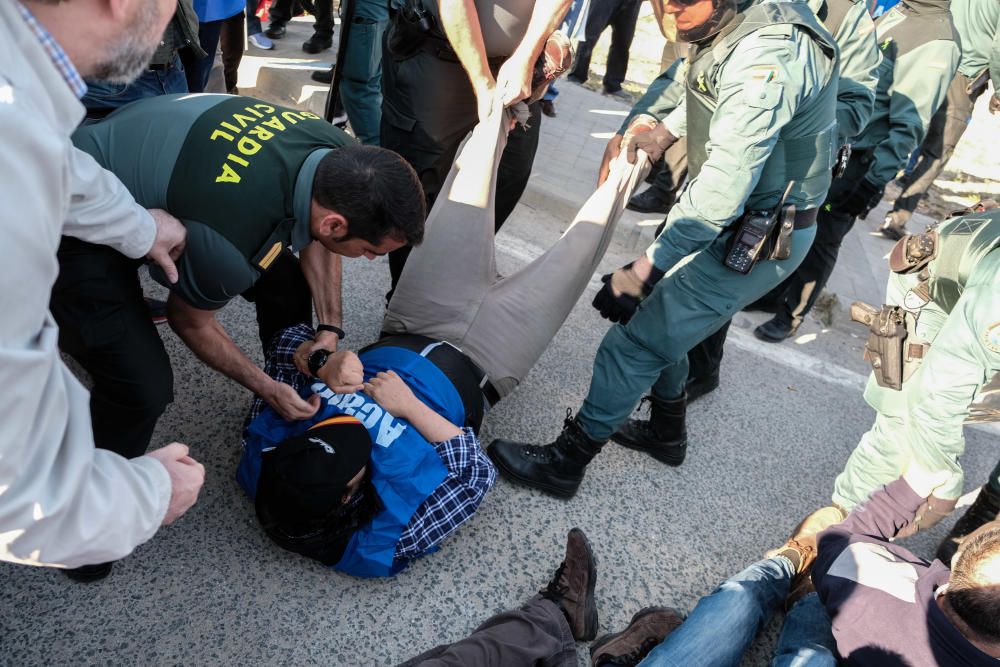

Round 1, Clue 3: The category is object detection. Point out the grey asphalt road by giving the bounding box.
[1,201,995,667]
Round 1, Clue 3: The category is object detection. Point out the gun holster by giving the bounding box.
[386,0,433,61]
[850,302,929,390]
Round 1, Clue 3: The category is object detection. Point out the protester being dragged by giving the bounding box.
[239,99,654,576]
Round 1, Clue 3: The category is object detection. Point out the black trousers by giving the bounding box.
[51,238,175,460]
[240,250,315,353]
[51,241,313,458]
[381,45,543,288]
[568,0,641,92]
[269,0,335,39]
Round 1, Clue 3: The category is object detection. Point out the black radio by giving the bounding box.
[724,181,796,275]
[724,211,777,274]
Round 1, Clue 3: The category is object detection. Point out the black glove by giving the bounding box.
[840,178,883,218]
[592,262,666,324]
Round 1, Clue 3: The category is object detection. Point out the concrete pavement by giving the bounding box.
[2,25,995,667]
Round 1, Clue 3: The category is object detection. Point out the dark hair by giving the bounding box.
[949,523,1000,641]
[312,145,426,247]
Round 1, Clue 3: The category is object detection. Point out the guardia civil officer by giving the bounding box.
[753,0,960,342]
[880,0,1000,239]
[684,0,882,399]
[830,203,1000,563]
[488,0,841,497]
[53,95,425,579]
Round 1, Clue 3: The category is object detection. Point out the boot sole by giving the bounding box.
[486,446,579,499]
[589,606,684,661]
[625,203,672,215]
[610,434,686,466]
[571,528,600,641]
[753,327,791,343]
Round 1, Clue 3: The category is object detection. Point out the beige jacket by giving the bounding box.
[0,1,172,567]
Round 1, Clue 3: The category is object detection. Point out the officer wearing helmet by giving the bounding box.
[489,0,842,497]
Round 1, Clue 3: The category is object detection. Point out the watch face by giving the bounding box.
[309,349,331,376]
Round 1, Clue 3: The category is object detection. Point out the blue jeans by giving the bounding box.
[81,53,187,115]
[636,558,835,667]
[247,0,262,34]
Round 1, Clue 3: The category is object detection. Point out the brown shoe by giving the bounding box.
[589,607,684,666]
[541,528,598,641]
[766,506,846,577]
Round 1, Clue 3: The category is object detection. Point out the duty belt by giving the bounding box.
[790,207,818,229]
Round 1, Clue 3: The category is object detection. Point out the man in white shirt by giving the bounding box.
[0,0,204,578]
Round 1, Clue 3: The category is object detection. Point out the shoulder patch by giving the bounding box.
[756,23,795,39]
[984,322,1000,353]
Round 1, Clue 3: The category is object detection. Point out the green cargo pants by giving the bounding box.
[576,225,817,441]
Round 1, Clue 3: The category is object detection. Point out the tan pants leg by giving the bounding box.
[383,105,649,397]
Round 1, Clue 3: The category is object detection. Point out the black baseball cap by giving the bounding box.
[255,416,373,563]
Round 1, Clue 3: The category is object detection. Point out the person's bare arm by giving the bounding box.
[166,294,319,421]
[294,243,343,371]
[495,0,571,105]
[438,0,496,121]
[364,371,462,442]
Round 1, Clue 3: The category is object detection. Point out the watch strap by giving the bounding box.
[315,324,345,340]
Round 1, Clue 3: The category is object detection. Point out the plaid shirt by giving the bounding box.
[243,325,496,564]
[16,3,87,98]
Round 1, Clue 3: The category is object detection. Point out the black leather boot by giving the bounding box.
[935,484,1000,564]
[754,316,797,343]
[684,371,719,404]
[488,411,605,498]
[626,187,675,215]
[611,394,687,465]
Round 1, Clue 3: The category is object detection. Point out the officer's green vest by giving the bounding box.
[166,96,353,267]
[809,0,856,38]
[928,210,1000,313]
[685,1,840,210]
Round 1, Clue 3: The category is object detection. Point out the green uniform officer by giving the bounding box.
[617,0,882,211]
[684,0,881,397]
[755,0,961,342]
[488,0,840,498]
[832,206,1000,554]
[881,0,1000,238]
[66,93,425,425]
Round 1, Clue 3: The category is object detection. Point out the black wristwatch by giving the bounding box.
[308,349,332,377]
